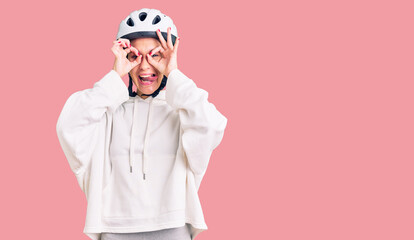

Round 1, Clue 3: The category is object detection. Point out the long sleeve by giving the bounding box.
[56,70,129,186]
[165,69,228,177]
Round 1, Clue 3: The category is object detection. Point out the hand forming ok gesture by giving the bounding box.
[147,27,180,78]
[111,38,142,78]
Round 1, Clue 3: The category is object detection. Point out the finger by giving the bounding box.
[118,40,129,50]
[130,55,142,68]
[167,27,173,49]
[173,37,180,52]
[156,29,168,49]
[131,53,141,61]
[119,41,133,57]
[130,46,139,56]
[150,46,164,55]
[111,48,120,57]
[128,50,141,61]
[126,45,139,56]
[114,39,129,51]
[111,44,124,56]
[114,40,127,50]
[112,40,130,58]
[112,40,123,49]
[124,48,132,54]
[118,38,131,47]
[146,53,161,70]
[121,45,133,56]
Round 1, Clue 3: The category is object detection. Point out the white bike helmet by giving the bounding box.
[117,8,178,44]
[116,8,179,98]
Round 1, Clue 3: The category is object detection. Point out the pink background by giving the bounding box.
[1,0,413,239]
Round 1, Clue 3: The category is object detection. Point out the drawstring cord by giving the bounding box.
[142,97,154,180]
[129,97,139,173]
[128,96,154,181]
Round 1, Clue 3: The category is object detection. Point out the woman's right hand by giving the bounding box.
[111,38,142,78]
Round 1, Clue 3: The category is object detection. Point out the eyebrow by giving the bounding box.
[129,46,161,56]
[139,46,161,53]
[150,47,161,54]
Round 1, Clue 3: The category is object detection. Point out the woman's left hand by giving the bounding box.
[147,27,180,78]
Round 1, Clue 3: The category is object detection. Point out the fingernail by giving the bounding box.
[168,27,171,31]
[149,51,152,55]
[178,37,180,40]
[137,52,140,56]
[157,29,160,32]
[118,41,121,43]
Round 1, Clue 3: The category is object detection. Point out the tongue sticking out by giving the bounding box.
[141,76,158,81]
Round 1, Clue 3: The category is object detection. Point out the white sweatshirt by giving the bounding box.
[56,69,227,240]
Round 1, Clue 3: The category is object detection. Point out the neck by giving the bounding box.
[139,94,149,99]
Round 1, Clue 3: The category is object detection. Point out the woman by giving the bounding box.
[56,8,227,240]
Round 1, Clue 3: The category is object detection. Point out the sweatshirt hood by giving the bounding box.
[128,90,166,180]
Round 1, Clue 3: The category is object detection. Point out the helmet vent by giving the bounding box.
[139,12,147,21]
[126,18,134,26]
[152,15,161,25]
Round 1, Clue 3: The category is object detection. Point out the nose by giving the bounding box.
[139,54,151,70]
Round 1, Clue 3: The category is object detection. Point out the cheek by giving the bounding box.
[130,72,139,84]
[131,65,139,73]
[129,67,139,80]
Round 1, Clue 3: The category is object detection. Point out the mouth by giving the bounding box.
[138,73,158,85]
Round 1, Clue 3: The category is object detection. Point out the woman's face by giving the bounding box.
[128,38,163,99]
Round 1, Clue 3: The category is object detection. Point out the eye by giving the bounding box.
[152,54,159,57]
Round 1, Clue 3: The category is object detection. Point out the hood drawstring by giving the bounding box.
[142,97,154,180]
[129,97,139,173]
[129,96,154,181]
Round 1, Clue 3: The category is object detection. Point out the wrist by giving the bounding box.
[165,68,177,78]
[113,68,124,78]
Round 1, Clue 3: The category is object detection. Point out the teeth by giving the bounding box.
[139,74,156,78]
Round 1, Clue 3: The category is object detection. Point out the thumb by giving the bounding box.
[146,53,161,71]
[130,55,142,69]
